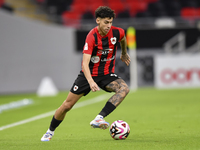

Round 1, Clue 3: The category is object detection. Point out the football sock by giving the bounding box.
[95,115,104,120]
[49,116,63,131]
[99,102,116,118]
[47,129,54,134]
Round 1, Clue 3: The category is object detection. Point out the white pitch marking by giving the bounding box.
[0,94,110,131]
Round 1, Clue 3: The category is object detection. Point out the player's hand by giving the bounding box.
[120,53,131,66]
[89,81,100,92]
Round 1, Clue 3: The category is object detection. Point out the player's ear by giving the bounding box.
[96,18,100,25]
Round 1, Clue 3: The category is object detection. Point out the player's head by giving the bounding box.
[95,6,116,19]
[95,6,115,36]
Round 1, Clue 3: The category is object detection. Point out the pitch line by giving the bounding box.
[0,93,110,131]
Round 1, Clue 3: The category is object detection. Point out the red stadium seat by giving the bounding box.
[107,0,123,3]
[144,0,158,3]
[62,11,81,27]
[181,7,199,20]
[126,1,148,16]
[108,1,126,15]
[0,0,4,7]
[70,1,87,14]
[197,8,200,17]
[88,1,105,15]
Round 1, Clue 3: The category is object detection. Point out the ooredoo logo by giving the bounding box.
[160,68,200,84]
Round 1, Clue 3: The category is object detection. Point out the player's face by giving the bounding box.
[97,17,113,36]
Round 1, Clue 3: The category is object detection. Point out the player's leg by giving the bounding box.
[41,92,83,141]
[54,92,84,120]
[41,71,90,141]
[90,78,129,129]
[101,78,129,112]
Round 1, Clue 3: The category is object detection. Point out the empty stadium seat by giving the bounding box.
[88,1,105,15]
[126,1,148,16]
[70,1,87,14]
[181,7,199,19]
[62,11,80,27]
[108,1,126,15]
[0,0,4,7]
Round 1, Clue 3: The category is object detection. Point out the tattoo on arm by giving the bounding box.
[120,36,127,55]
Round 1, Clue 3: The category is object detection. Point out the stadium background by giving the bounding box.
[0,1,200,149]
[0,0,200,94]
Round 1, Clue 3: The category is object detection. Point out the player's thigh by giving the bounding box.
[105,78,129,92]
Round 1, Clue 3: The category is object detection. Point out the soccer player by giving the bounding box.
[41,6,131,141]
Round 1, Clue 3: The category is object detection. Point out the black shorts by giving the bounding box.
[70,71,120,96]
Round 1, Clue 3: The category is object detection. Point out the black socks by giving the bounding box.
[49,102,116,131]
[49,116,63,131]
[99,102,116,118]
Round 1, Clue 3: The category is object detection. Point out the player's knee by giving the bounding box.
[122,84,129,96]
[62,101,73,112]
[116,83,129,99]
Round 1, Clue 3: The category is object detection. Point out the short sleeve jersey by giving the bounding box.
[82,26,125,76]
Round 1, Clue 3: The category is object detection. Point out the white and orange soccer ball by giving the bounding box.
[109,120,130,140]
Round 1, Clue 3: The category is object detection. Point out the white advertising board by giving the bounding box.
[154,54,200,89]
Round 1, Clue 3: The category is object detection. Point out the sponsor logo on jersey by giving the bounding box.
[73,85,79,91]
[111,37,117,45]
[97,48,113,55]
[101,56,115,62]
[84,43,88,50]
[91,56,100,63]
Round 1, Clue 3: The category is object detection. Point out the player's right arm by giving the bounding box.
[82,53,100,92]
[82,30,100,92]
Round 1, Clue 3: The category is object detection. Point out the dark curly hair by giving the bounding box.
[95,6,116,19]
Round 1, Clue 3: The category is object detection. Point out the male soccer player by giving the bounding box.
[41,6,131,141]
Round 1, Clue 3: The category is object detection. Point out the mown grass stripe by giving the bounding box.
[0,94,109,131]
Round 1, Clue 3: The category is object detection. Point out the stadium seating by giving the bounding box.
[0,0,4,7]
[108,1,126,16]
[181,7,200,20]
[88,1,105,15]
[32,0,200,27]
[126,1,148,17]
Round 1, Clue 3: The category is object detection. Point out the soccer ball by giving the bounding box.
[109,120,130,140]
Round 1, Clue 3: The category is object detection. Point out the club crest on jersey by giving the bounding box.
[110,37,117,45]
[73,85,78,91]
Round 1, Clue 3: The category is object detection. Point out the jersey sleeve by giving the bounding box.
[82,32,95,55]
[118,27,125,42]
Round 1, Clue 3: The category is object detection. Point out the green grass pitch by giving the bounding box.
[0,88,200,150]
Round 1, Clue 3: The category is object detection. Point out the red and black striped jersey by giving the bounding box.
[82,26,125,76]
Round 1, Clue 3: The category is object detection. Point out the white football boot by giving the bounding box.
[41,129,54,141]
[90,116,109,130]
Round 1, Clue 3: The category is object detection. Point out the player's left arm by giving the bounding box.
[120,36,131,66]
